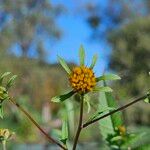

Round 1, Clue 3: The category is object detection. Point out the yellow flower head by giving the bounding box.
[69,66,96,93]
[0,129,12,141]
[118,126,126,135]
[51,45,120,103]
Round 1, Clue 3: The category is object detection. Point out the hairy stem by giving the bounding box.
[9,98,67,150]
[83,95,147,128]
[72,95,84,150]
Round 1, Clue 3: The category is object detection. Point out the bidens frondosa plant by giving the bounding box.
[0,45,149,150]
[51,45,122,149]
[52,45,120,103]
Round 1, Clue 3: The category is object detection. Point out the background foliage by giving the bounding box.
[0,0,149,149]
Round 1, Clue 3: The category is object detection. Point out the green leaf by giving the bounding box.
[79,45,85,66]
[51,90,75,103]
[61,120,68,144]
[144,98,150,103]
[111,136,123,142]
[98,82,123,139]
[87,107,115,122]
[93,86,113,92]
[121,132,149,149]
[6,75,17,89]
[0,72,11,85]
[65,100,75,136]
[57,56,71,74]
[98,92,115,139]
[90,54,98,69]
[0,103,4,119]
[0,86,8,101]
[96,74,121,82]
[144,91,150,103]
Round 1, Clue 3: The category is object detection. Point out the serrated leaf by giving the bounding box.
[51,90,75,103]
[87,107,115,122]
[90,54,98,69]
[6,75,17,89]
[57,56,71,74]
[0,72,11,85]
[79,45,85,66]
[93,86,113,92]
[98,92,115,139]
[98,82,123,139]
[61,120,68,144]
[0,103,4,119]
[96,74,121,82]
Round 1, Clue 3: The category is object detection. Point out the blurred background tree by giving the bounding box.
[0,0,63,59]
[86,0,150,126]
[109,18,150,98]
[85,1,150,93]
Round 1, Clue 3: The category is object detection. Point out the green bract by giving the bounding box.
[51,45,121,103]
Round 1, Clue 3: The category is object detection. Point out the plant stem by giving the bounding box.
[9,98,67,150]
[2,141,6,150]
[83,95,147,128]
[72,95,84,150]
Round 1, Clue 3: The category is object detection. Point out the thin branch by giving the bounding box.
[72,95,84,150]
[9,98,67,150]
[83,95,147,128]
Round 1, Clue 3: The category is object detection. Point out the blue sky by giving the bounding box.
[49,0,111,75]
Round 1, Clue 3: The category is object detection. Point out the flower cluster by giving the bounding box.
[0,128,13,142]
[52,45,120,103]
[69,66,96,93]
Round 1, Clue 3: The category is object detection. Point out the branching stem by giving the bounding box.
[9,98,67,150]
[83,95,147,128]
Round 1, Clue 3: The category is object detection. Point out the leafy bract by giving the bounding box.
[57,56,71,74]
[51,90,75,103]
[90,54,98,69]
[93,86,113,92]
[79,45,85,66]
[96,74,121,82]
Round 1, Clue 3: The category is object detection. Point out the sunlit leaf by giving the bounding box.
[98,81,123,139]
[144,91,150,103]
[51,90,75,103]
[96,74,121,82]
[111,135,122,142]
[87,107,115,122]
[57,56,71,74]
[93,86,113,92]
[0,72,11,85]
[6,75,17,89]
[144,98,150,103]
[61,120,68,144]
[90,54,98,69]
[79,45,85,66]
